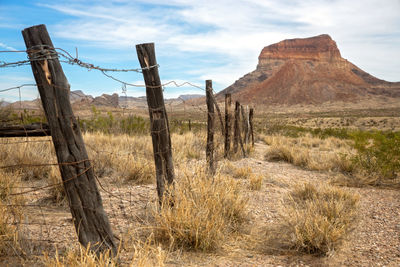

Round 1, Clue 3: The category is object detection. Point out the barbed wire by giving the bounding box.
[0,84,37,93]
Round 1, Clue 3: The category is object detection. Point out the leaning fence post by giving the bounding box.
[206,80,215,174]
[22,24,116,253]
[249,107,255,146]
[136,43,175,203]
[224,93,231,158]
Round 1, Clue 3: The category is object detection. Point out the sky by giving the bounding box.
[0,0,399,102]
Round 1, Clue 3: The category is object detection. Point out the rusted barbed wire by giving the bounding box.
[0,159,90,170]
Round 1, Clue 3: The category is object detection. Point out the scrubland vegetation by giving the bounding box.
[263,123,400,188]
[0,107,398,265]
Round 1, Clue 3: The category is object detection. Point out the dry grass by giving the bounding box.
[46,167,67,205]
[0,138,54,180]
[0,170,25,256]
[122,233,167,267]
[152,166,247,251]
[249,174,263,190]
[172,132,206,162]
[267,183,359,255]
[263,134,354,173]
[41,245,118,267]
[233,166,253,179]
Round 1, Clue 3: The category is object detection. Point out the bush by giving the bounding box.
[153,167,247,251]
[268,183,359,255]
[349,131,400,187]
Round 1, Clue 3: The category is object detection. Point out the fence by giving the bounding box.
[0,24,254,261]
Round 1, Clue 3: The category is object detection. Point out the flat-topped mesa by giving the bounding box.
[258,34,342,67]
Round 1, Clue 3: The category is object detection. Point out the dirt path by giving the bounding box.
[175,142,400,266]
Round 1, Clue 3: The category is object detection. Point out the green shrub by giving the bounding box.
[350,131,400,186]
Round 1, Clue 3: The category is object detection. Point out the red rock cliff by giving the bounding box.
[258,34,341,64]
[217,34,400,105]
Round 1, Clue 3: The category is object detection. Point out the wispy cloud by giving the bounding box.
[39,0,400,84]
[0,42,17,51]
[0,0,398,103]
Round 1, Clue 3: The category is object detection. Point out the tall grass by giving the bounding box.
[153,166,247,251]
[263,134,354,173]
[267,183,359,255]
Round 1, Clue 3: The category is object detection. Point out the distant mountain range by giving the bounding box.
[1,90,204,110]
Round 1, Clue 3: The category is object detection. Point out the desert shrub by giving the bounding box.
[264,123,352,140]
[264,135,354,173]
[268,183,359,255]
[349,131,400,187]
[153,167,247,251]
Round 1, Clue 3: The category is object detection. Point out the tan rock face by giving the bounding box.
[218,34,400,105]
[258,34,341,63]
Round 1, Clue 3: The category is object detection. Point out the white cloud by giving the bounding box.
[34,0,400,87]
[0,42,17,51]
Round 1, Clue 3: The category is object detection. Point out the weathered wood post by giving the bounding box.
[249,108,255,146]
[188,119,191,131]
[240,105,249,145]
[136,43,175,202]
[233,101,240,153]
[234,101,246,157]
[22,24,116,253]
[224,94,231,158]
[206,80,215,174]
[210,94,225,136]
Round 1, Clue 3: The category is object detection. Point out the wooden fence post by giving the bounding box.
[224,94,231,158]
[233,101,240,153]
[188,119,191,131]
[22,24,116,253]
[136,43,175,203]
[240,105,249,145]
[249,108,254,146]
[210,94,224,136]
[206,80,215,174]
[234,101,246,157]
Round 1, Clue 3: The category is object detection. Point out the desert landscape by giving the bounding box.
[0,29,399,267]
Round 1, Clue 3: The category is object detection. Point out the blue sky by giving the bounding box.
[0,0,399,102]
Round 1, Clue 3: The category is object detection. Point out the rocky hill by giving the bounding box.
[218,34,400,105]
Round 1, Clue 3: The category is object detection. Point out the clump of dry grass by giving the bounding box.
[248,174,263,190]
[233,166,253,179]
[41,245,118,267]
[83,133,155,183]
[0,138,55,180]
[117,157,155,184]
[46,167,67,205]
[267,183,359,255]
[0,170,25,255]
[153,166,247,251]
[172,132,205,162]
[123,233,167,266]
[263,134,354,173]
